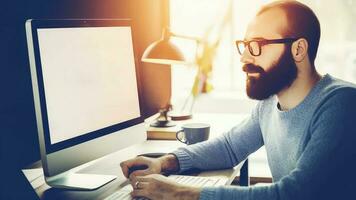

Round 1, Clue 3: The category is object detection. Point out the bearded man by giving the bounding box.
[121,1,356,199]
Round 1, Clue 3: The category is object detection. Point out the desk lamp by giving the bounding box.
[142,28,200,127]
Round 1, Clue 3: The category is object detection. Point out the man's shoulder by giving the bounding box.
[318,75,356,104]
[321,74,356,95]
[308,76,356,140]
[311,75,356,120]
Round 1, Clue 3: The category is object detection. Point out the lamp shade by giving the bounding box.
[141,38,188,65]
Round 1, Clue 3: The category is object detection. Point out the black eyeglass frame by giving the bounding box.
[235,38,298,56]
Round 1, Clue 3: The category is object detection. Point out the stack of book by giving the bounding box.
[146,126,181,140]
[145,113,194,140]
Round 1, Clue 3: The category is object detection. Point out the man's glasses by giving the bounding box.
[235,38,297,56]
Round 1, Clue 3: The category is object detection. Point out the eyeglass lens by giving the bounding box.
[237,41,260,56]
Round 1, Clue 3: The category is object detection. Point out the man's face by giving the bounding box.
[240,8,298,100]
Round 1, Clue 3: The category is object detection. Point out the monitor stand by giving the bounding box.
[45,172,117,190]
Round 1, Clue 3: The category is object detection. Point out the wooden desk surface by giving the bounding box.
[23,140,243,200]
[22,113,248,199]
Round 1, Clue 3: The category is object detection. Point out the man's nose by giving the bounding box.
[240,49,254,64]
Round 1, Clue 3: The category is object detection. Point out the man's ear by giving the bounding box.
[291,38,308,62]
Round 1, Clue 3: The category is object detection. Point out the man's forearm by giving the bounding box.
[158,154,180,174]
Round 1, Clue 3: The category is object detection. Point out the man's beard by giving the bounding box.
[243,46,298,100]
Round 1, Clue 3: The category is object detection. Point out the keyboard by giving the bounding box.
[104,175,223,200]
[167,175,221,187]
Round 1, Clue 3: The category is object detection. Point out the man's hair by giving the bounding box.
[257,0,321,64]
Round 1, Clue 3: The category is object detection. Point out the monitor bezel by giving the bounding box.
[28,19,144,154]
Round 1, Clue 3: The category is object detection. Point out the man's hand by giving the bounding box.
[131,174,201,200]
[120,154,180,179]
[120,156,162,179]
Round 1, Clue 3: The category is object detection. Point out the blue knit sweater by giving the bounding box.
[172,74,356,200]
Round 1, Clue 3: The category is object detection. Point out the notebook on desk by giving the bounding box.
[104,174,229,200]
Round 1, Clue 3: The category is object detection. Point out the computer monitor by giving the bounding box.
[25,19,146,190]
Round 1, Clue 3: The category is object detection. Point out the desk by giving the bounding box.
[23,141,244,199]
[22,113,248,200]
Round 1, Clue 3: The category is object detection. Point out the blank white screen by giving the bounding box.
[37,27,140,144]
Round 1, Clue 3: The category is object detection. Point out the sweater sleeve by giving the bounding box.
[199,88,356,200]
[172,103,264,172]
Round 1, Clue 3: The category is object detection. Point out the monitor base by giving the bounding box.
[46,173,117,190]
